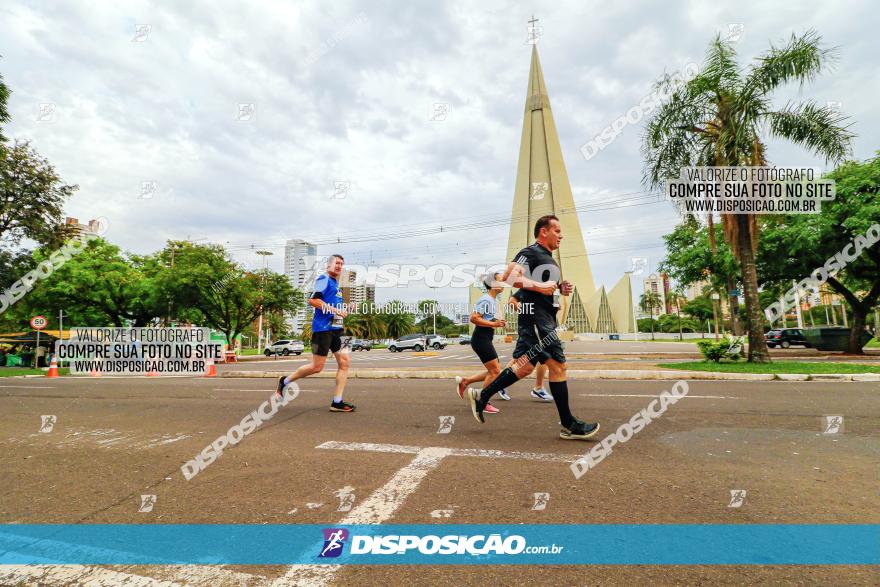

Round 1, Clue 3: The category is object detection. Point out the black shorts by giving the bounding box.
[512,315,565,366]
[470,327,498,364]
[311,330,343,357]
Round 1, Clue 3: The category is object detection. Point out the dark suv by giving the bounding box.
[765,328,811,348]
[350,339,373,351]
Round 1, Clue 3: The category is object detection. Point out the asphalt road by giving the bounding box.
[224,341,880,373]
[1,375,877,585]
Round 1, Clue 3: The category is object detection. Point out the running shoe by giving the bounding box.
[466,388,486,424]
[455,376,465,399]
[559,418,600,440]
[484,403,500,414]
[330,400,356,412]
[273,376,287,400]
[497,388,511,401]
[530,388,553,402]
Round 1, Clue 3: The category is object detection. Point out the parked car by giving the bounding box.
[388,333,428,352]
[350,339,373,351]
[765,328,811,348]
[264,339,304,356]
[457,334,471,345]
[425,334,448,350]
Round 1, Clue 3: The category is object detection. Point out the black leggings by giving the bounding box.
[470,327,498,364]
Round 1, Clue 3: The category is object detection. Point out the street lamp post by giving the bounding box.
[428,286,438,335]
[255,250,273,352]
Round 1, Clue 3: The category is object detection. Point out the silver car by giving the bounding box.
[388,334,427,352]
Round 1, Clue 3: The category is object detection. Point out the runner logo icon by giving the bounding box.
[319,528,349,558]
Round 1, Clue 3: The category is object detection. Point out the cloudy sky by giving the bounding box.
[2,1,877,308]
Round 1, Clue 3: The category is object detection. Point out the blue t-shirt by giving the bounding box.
[310,274,343,332]
[475,293,497,322]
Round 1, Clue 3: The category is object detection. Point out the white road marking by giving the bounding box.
[0,565,186,586]
[0,385,56,389]
[580,393,741,399]
[315,441,579,462]
[272,441,583,586]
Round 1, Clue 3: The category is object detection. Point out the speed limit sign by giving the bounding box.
[30,315,48,330]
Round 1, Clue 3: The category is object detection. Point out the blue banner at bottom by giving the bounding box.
[0,524,876,565]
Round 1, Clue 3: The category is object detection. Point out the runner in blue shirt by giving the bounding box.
[274,254,355,412]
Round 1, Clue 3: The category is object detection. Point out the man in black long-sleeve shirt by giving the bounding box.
[466,215,600,440]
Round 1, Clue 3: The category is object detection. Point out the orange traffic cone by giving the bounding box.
[146,368,160,377]
[204,359,217,378]
[46,356,60,378]
[89,368,102,377]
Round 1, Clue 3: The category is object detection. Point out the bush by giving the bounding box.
[696,336,744,363]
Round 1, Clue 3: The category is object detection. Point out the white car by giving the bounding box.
[264,339,304,356]
[425,334,448,349]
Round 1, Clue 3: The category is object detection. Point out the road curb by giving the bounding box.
[851,373,880,381]
[216,369,878,381]
[777,373,810,381]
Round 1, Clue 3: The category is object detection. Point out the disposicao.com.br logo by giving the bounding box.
[318,528,563,557]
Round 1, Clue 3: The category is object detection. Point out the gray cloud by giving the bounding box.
[1,0,875,306]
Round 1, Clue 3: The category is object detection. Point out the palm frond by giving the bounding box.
[766,101,855,163]
[743,30,835,96]
[702,34,741,91]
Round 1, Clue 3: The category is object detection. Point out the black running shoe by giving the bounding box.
[330,400,356,412]
[467,388,486,424]
[560,418,600,440]
[274,376,287,399]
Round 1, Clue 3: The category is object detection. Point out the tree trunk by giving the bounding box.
[848,309,866,355]
[736,215,771,362]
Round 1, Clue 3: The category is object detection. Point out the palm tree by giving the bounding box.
[380,300,415,339]
[299,322,312,343]
[344,312,387,340]
[666,290,687,340]
[639,291,662,340]
[644,30,853,362]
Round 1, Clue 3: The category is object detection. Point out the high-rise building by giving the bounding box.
[284,239,318,333]
[683,279,710,301]
[64,217,103,237]
[475,44,634,334]
[339,269,376,311]
[642,273,671,316]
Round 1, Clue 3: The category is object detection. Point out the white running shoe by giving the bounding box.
[498,388,511,401]
[530,388,553,402]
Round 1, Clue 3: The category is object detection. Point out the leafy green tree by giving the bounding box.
[682,294,715,323]
[644,31,854,362]
[0,64,10,142]
[0,141,78,248]
[161,242,302,345]
[637,317,658,334]
[758,155,880,353]
[16,238,164,327]
[416,313,453,334]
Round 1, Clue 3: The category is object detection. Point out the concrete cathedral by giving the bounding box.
[472,45,635,336]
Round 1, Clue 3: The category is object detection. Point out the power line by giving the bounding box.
[225,191,668,252]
